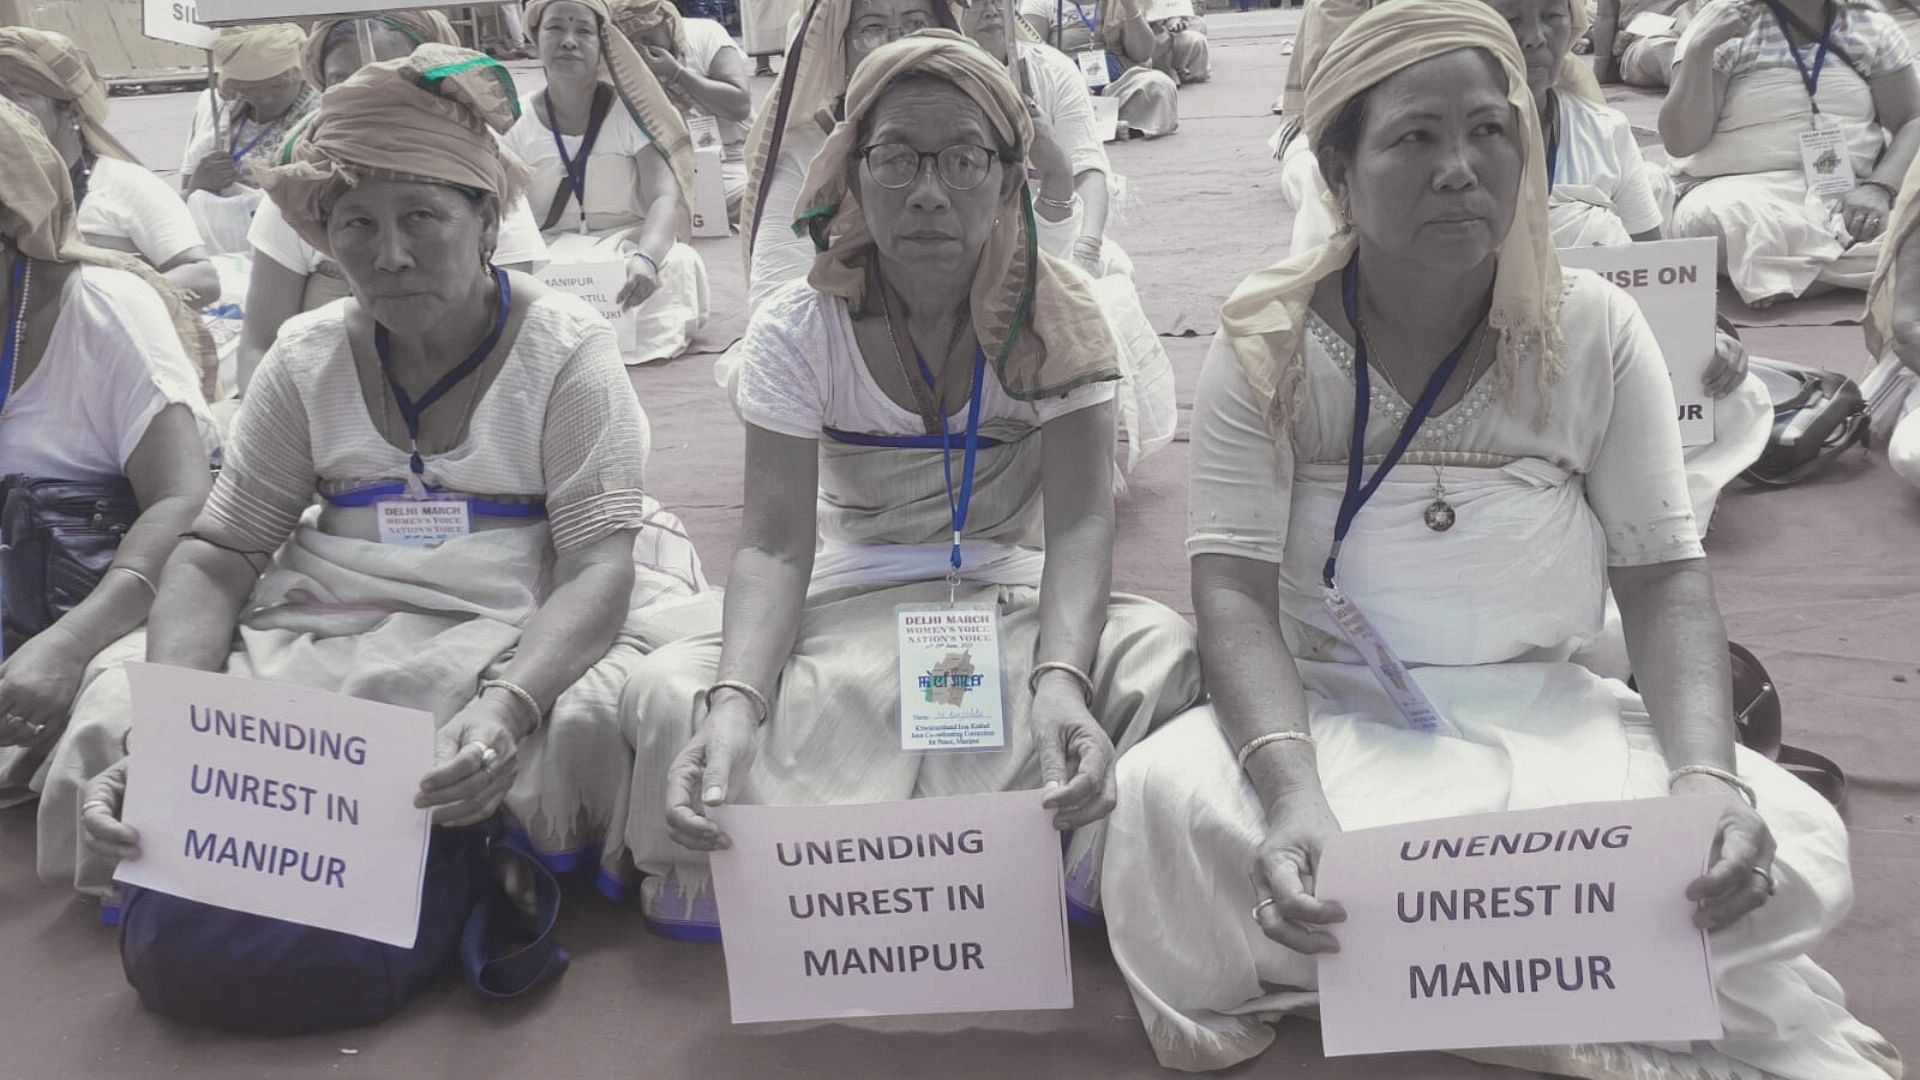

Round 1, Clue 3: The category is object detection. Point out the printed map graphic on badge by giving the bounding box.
[919,650,984,705]
[1815,148,1842,176]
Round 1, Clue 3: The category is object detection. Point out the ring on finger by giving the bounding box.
[465,739,499,773]
[1750,865,1775,896]
[1252,896,1278,922]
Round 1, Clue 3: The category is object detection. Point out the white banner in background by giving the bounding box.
[193,0,506,23]
[143,0,216,50]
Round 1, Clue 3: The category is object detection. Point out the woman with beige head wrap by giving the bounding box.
[236,13,551,395]
[1103,3,1896,1077]
[178,24,317,254]
[620,32,1200,941]
[1862,152,1920,488]
[0,97,213,801]
[611,0,754,216]
[61,46,708,924]
[740,0,960,312]
[0,27,218,308]
[502,0,709,363]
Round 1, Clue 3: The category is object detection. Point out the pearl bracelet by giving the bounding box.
[1236,730,1314,771]
[1669,764,1757,808]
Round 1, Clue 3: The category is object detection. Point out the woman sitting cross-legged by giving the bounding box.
[57,47,707,929]
[621,32,1202,939]
[502,0,710,365]
[0,98,216,808]
[1101,3,1898,1077]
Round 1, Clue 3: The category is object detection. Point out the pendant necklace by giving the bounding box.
[1422,326,1491,533]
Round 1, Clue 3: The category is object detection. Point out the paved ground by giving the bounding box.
[1,11,1915,1079]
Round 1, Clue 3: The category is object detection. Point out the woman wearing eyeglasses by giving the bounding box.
[741,0,959,313]
[621,32,1201,940]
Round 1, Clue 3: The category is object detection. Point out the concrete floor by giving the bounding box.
[1,10,1916,1079]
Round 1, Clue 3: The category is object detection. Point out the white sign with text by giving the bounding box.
[114,664,436,948]
[537,235,638,355]
[143,0,216,49]
[1561,238,1718,447]
[708,791,1073,1023]
[1315,795,1727,1057]
[194,0,495,23]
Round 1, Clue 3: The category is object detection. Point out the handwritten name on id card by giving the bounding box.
[897,603,1008,752]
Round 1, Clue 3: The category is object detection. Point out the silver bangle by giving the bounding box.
[479,678,544,735]
[703,679,770,725]
[1028,661,1095,707]
[1669,764,1757,808]
[1237,731,1314,771]
[111,566,158,597]
[1036,191,1079,213]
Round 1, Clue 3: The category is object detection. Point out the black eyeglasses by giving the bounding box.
[860,142,1003,191]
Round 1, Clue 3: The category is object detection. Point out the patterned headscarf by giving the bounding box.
[1219,0,1563,434]
[611,0,690,59]
[212,24,307,84]
[260,45,529,257]
[740,0,961,266]
[0,98,215,400]
[301,12,460,89]
[526,0,695,238]
[796,31,1117,400]
[0,27,138,162]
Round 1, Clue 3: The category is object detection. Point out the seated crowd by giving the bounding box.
[0,2,1911,1076]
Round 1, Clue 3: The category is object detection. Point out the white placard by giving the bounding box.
[1560,237,1717,447]
[143,0,216,49]
[1315,795,1727,1057]
[1624,11,1678,37]
[114,664,436,949]
[1093,94,1123,143]
[193,0,500,23]
[536,241,638,355]
[692,144,732,239]
[1141,0,1195,20]
[708,791,1074,1024]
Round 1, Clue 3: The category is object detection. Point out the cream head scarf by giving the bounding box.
[0,97,215,395]
[611,0,691,59]
[740,0,960,265]
[0,28,138,162]
[260,45,529,258]
[301,13,461,89]
[1556,0,1605,105]
[1280,0,1371,119]
[212,24,307,84]
[795,31,1117,400]
[1865,152,1920,357]
[526,0,695,238]
[1219,0,1563,434]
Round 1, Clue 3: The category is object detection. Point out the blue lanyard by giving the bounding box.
[229,116,271,164]
[1766,0,1833,111]
[0,258,25,414]
[545,88,613,226]
[915,347,988,577]
[1070,1,1097,32]
[373,268,512,479]
[1323,258,1485,586]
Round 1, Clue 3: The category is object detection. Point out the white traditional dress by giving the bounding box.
[179,86,320,256]
[620,280,1203,938]
[1018,0,1180,138]
[1103,270,1897,1079]
[37,285,708,902]
[1668,0,1915,305]
[503,96,711,364]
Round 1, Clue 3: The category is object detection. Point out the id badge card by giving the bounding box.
[1077,49,1112,89]
[1799,120,1856,198]
[895,602,1008,752]
[376,497,472,548]
[1322,585,1456,736]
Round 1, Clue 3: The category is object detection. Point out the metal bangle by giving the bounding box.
[704,680,770,725]
[1860,179,1898,201]
[479,678,544,736]
[1036,191,1080,213]
[1236,730,1315,771]
[1027,661,1095,707]
[1668,764,1757,808]
[111,565,158,597]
